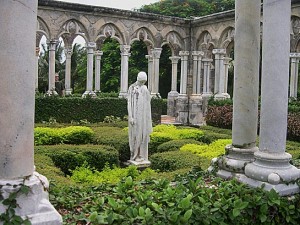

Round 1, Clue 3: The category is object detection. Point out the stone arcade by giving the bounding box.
[36,0,300,125]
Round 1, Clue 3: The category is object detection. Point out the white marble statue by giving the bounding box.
[127,72,152,164]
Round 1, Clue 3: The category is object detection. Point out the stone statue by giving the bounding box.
[127,72,152,164]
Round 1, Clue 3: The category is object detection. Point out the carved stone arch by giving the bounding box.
[162,31,184,55]
[95,23,124,48]
[58,19,89,46]
[197,31,215,58]
[130,27,155,50]
[36,17,50,46]
[291,16,300,52]
[219,27,235,50]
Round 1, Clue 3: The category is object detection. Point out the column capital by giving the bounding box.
[146,54,153,61]
[290,53,300,58]
[95,50,103,56]
[212,49,226,55]
[169,56,180,64]
[202,58,213,63]
[192,51,204,56]
[223,57,232,65]
[65,48,72,58]
[179,51,190,56]
[47,40,58,51]
[152,48,162,59]
[86,42,96,49]
[35,47,40,56]
[120,45,131,55]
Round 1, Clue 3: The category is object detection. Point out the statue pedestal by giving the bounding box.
[127,160,151,167]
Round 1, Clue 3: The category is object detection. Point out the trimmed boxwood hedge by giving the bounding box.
[35,145,119,175]
[35,96,164,124]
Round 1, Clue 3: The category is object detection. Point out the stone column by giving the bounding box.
[83,42,96,97]
[119,45,131,98]
[243,0,300,196]
[145,54,153,93]
[289,53,300,99]
[223,57,231,97]
[47,40,58,95]
[176,51,190,124]
[167,56,180,116]
[35,47,40,93]
[0,0,62,223]
[196,51,204,94]
[213,0,260,179]
[212,49,226,96]
[151,48,162,98]
[189,51,204,125]
[94,50,103,93]
[202,58,213,97]
[64,48,72,95]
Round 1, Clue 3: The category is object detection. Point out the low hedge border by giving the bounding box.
[35,96,165,124]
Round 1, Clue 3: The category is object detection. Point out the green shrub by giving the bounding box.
[287,113,300,141]
[157,139,204,153]
[71,164,157,185]
[149,125,205,153]
[150,151,201,172]
[180,139,232,159]
[34,126,94,145]
[92,126,130,162]
[35,145,119,175]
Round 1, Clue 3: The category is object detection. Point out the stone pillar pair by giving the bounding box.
[82,42,97,97]
[47,40,58,95]
[167,56,180,116]
[94,50,103,93]
[189,51,205,125]
[175,51,190,124]
[289,53,300,99]
[0,0,62,223]
[119,45,131,98]
[215,0,300,196]
[213,49,231,99]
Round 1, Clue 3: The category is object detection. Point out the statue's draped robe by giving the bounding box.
[128,83,152,161]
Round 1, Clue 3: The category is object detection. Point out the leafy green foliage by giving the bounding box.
[50,169,300,224]
[180,139,232,159]
[71,164,157,185]
[35,96,164,124]
[35,145,119,175]
[34,126,94,145]
[139,0,235,18]
[92,126,130,162]
[0,179,32,225]
[157,139,204,152]
[150,151,201,172]
[150,125,205,153]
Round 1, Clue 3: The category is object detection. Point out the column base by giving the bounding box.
[245,151,300,183]
[214,93,230,100]
[237,174,300,196]
[118,91,127,98]
[151,93,161,98]
[167,91,179,117]
[189,94,205,126]
[0,172,62,224]
[201,92,212,98]
[82,91,96,98]
[175,94,188,125]
[65,89,72,96]
[45,90,58,96]
[210,145,258,179]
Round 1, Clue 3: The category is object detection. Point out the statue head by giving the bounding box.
[137,71,147,85]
